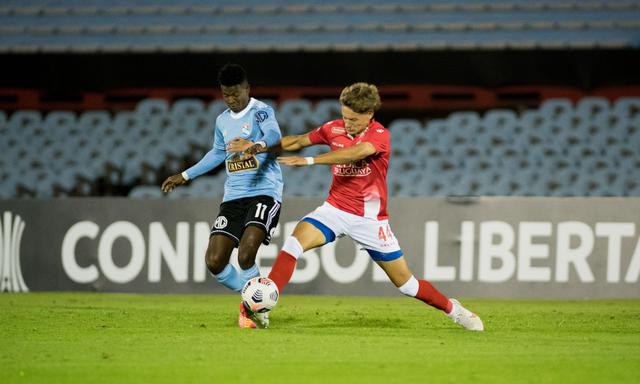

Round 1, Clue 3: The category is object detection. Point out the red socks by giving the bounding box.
[268,250,297,292]
[269,248,453,315]
[416,279,453,313]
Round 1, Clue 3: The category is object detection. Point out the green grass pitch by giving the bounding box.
[1,293,639,384]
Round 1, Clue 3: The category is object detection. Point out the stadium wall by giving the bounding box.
[2,198,639,298]
[3,50,640,90]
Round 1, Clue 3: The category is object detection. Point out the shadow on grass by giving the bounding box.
[274,312,412,329]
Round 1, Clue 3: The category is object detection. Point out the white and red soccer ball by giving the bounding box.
[241,277,279,313]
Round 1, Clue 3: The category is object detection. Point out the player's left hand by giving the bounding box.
[227,138,254,153]
[161,173,187,193]
[277,156,309,166]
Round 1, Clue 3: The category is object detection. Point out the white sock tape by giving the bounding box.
[282,236,304,259]
[398,276,419,297]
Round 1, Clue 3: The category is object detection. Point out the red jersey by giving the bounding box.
[308,119,390,220]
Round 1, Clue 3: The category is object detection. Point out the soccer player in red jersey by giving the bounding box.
[229,83,483,330]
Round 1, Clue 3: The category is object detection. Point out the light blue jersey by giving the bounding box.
[183,98,283,202]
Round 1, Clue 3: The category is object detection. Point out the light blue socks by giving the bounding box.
[214,263,261,292]
[239,263,260,285]
[214,264,244,292]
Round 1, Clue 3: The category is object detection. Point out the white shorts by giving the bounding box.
[302,202,403,262]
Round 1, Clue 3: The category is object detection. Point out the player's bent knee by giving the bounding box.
[398,276,419,297]
[205,250,228,275]
[236,251,257,270]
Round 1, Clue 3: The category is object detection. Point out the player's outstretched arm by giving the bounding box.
[161,173,187,193]
[161,147,226,193]
[280,134,313,152]
[278,142,376,167]
[229,134,313,156]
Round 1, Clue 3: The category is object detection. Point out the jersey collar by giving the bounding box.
[346,119,376,140]
[229,97,256,120]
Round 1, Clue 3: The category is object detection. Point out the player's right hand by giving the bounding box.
[244,143,264,156]
[161,173,187,193]
[227,138,254,153]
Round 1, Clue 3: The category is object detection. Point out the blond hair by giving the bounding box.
[339,82,381,113]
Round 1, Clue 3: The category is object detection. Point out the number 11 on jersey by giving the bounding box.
[255,203,268,220]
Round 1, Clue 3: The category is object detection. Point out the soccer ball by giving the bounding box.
[241,277,279,313]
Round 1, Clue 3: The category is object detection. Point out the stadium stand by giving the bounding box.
[1,1,640,52]
[1,96,639,199]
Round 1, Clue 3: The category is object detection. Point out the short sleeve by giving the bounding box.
[308,123,331,145]
[364,128,390,155]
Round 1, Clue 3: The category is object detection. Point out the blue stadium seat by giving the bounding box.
[278,99,314,135]
[135,98,169,117]
[575,97,610,118]
[539,98,573,119]
[389,119,423,136]
[78,110,111,132]
[207,99,228,120]
[625,179,640,196]
[613,97,640,120]
[310,99,341,126]
[168,173,226,199]
[519,110,548,130]
[3,91,640,198]
[3,1,640,51]
[482,109,519,133]
[447,111,480,132]
[7,110,42,132]
[171,98,206,120]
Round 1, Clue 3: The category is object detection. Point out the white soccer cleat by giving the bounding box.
[448,299,484,331]
[251,311,270,329]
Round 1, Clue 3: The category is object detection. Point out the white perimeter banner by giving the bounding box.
[1,197,639,298]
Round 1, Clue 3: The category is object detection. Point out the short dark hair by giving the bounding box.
[218,63,248,86]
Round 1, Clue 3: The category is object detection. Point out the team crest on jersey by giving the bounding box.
[334,160,371,177]
[331,127,346,134]
[214,216,228,229]
[241,122,251,137]
[227,155,259,173]
[255,111,268,123]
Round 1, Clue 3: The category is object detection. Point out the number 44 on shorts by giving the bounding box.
[377,224,394,242]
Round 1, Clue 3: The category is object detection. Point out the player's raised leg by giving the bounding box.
[376,256,484,331]
[268,220,330,292]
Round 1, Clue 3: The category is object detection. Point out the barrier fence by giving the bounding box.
[1,197,639,298]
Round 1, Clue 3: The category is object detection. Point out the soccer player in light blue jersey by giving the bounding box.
[161,63,283,328]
